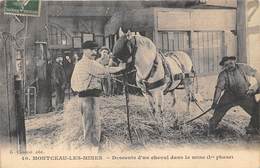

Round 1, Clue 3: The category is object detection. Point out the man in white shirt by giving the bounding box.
[71,41,125,148]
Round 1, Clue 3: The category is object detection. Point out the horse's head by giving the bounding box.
[112,28,137,67]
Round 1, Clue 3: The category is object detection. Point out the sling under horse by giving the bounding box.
[112,28,196,125]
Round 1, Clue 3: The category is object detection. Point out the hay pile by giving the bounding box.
[26,75,259,151]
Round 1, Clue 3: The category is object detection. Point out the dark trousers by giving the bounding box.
[209,92,260,131]
[55,85,65,110]
[101,78,112,96]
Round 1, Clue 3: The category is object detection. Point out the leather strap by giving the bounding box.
[143,55,159,81]
[142,78,166,90]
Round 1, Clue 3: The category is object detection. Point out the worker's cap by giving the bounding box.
[219,56,236,66]
[82,41,99,50]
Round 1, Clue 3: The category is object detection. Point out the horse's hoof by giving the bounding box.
[171,125,180,130]
[170,119,180,130]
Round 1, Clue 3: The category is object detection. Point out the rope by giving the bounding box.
[123,71,133,144]
[171,96,251,129]
[111,69,136,78]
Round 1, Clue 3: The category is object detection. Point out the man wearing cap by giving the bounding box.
[97,47,113,96]
[97,47,111,65]
[209,56,260,135]
[52,56,67,111]
[71,41,125,147]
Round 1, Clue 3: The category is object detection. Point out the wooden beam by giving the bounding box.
[0,30,18,149]
[237,0,248,63]
[0,34,11,146]
[15,80,26,152]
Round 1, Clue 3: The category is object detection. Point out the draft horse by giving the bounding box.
[112,28,195,124]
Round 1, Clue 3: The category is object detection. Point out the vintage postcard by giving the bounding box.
[0,0,260,168]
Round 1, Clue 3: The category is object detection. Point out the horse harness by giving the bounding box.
[138,51,195,94]
[126,36,195,93]
[139,54,167,92]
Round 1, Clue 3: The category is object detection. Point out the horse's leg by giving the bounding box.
[170,90,179,125]
[144,93,156,120]
[183,78,193,116]
[170,90,176,107]
[153,91,164,127]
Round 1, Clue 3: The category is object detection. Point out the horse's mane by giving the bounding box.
[112,34,156,63]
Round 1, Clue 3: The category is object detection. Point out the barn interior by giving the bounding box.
[0,0,259,152]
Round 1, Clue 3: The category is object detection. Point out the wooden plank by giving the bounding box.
[205,32,209,73]
[168,32,174,51]
[218,32,224,72]
[215,32,220,72]
[208,32,214,73]
[184,32,190,53]
[189,31,194,68]
[198,32,204,74]
[179,32,184,51]
[173,32,178,51]
[0,35,10,145]
[202,32,207,73]
[0,31,18,148]
[15,80,26,152]
[194,32,199,73]
[237,0,247,63]
[158,10,190,30]
[206,0,237,8]
[6,36,17,145]
[162,32,168,52]
[248,34,260,71]
[213,32,219,72]
[158,9,236,31]
[195,32,200,73]
[157,32,163,50]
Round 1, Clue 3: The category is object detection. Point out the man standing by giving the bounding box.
[97,47,113,96]
[52,56,67,111]
[71,41,125,148]
[63,55,75,98]
[209,56,260,135]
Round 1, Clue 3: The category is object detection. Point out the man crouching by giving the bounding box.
[209,56,260,135]
[71,41,125,148]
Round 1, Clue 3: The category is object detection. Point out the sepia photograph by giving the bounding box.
[0,0,260,168]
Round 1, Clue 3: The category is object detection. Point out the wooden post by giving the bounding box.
[15,79,26,152]
[237,0,248,63]
[0,18,18,149]
[123,71,133,144]
[153,8,159,46]
[34,2,52,114]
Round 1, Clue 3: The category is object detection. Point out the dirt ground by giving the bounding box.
[25,75,260,151]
